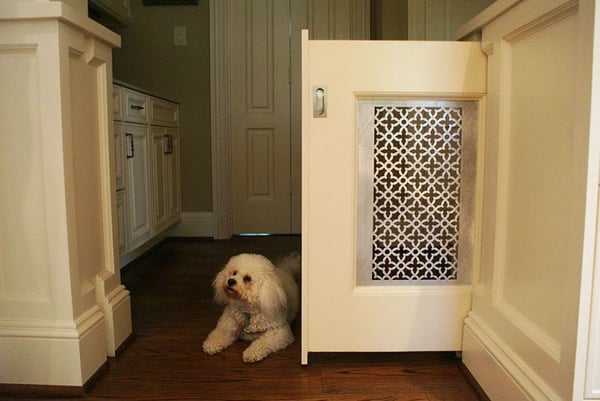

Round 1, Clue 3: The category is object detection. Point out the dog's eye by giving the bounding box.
[232,270,237,276]
[243,275,252,283]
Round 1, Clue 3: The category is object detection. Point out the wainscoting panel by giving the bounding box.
[462,1,591,400]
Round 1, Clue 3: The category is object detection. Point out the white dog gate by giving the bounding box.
[301,32,486,363]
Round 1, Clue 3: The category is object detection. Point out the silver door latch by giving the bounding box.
[313,86,327,118]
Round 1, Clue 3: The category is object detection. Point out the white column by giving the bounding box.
[0,0,132,386]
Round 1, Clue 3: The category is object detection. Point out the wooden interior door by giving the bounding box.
[229,0,292,234]
[301,31,486,363]
[225,0,369,235]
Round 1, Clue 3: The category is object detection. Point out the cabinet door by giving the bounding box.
[116,190,127,256]
[124,123,151,250]
[150,126,168,234]
[166,128,181,225]
[114,122,125,191]
[113,84,122,121]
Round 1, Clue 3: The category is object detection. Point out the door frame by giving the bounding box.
[209,0,232,239]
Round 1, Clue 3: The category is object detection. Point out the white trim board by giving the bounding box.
[118,213,213,269]
[168,212,214,238]
[463,313,561,401]
[0,308,107,386]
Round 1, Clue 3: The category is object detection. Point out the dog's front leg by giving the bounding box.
[202,307,243,355]
[242,324,294,363]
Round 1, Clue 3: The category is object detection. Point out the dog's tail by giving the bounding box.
[277,251,301,281]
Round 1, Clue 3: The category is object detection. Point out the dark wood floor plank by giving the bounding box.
[6,236,487,401]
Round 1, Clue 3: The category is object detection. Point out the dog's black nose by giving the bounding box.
[227,278,236,287]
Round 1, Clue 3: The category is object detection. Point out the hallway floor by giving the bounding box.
[8,236,487,401]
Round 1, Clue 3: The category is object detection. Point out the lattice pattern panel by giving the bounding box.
[371,106,462,281]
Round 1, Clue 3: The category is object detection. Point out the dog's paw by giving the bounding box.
[202,339,225,355]
[242,346,269,363]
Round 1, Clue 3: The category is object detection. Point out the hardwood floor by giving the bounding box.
[8,236,488,401]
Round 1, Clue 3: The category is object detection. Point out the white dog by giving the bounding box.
[202,252,300,363]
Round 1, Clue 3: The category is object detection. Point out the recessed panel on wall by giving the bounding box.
[0,46,51,302]
[246,128,274,200]
[69,50,105,297]
[497,11,577,362]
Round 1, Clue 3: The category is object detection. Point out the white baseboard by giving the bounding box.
[168,212,213,238]
[118,213,213,269]
[119,234,167,269]
[462,312,561,401]
[0,308,107,385]
[97,282,132,357]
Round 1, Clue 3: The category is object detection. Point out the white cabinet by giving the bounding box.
[166,128,181,225]
[113,83,181,265]
[124,123,152,250]
[150,126,181,234]
[113,84,123,121]
[150,97,179,127]
[114,121,125,190]
[116,190,128,256]
[150,126,169,234]
[113,120,128,255]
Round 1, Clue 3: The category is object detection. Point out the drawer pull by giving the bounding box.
[125,133,134,159]
[130,104,145,111]
[164,135,174,155]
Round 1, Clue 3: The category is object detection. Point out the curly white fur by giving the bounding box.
[202,252,300,363]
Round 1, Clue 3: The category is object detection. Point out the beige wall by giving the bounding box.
[371,0,495,41]
[112,1,212,213]
[445,0,497,39]
[371,0,408,40]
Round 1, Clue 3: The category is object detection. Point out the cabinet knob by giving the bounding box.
[130,104,144,111]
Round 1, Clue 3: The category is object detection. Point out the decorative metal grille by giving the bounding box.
[370,106,463,281]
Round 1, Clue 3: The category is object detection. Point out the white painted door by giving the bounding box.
[225,0,369,235]
[229,0,292,234]
[301,32,486,362]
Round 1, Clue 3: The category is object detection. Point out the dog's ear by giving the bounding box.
[257,274,287,321]
[212,267,229,305]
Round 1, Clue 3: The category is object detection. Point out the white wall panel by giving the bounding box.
[462,1,591,400]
